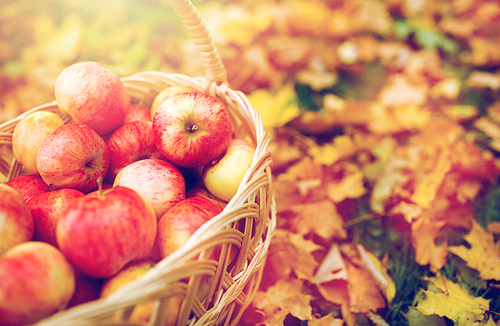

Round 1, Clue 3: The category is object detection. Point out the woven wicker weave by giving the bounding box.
[0,1,276,325]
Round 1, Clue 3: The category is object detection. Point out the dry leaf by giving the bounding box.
[415,273,493,326]
[315,244,348,285]
[253,278,313,325]
[449,220,500,281]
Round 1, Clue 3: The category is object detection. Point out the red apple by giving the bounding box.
[154,197,224,259]
[56,186,157,278]
[66,268,103,309]
[0,184,33,254]
[186,186,228,208]
[54,61,130,136]
[105,120,166,182]
[113,159,186,220]
[27,188,85,247]
[36,124,110,193]
[152,92,232,168]
[5,174,51,202]
[124,104,151,124]
[0,241,75,326]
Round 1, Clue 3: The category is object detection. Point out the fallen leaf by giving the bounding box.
[252,278,313,325]
[308,314,344,326]
[415,273,493,326]
[449,220,500,281]
[262,229,322,284]
[314,244,348,285]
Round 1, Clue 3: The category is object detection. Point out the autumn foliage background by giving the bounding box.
[1,0,500,325]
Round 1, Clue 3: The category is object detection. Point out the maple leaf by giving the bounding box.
[262,229,322,285]
[411,218,448,272]
[288,199,347,241]
[252,278,313,326]
[247,81,302,130]
[308,314,344,326]
[415,273,494,326]
[449,221,500,281]
[324,161,367,203]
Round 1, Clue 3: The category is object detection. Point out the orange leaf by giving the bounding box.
[411,218,448,272]
[252,278,313,326]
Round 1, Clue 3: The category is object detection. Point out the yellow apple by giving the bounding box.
[202,139,255,202]
[150,85,198,120]
[12,110,65,175]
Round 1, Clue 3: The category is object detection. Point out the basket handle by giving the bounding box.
[166,0,227,84]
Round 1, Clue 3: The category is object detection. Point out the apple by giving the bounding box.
[11,110,65,175]
[150,85,198,120]
[113,159,186,220]
[0,241,75,326]
[154,197,224,259]
[0,184,33,254]
[152,92,232,168]
[54,61,131,136]
[27,188,85,247]
[105,120,166,182]
[56,185,157,278]
[203,139,255,202]
[66,268,103,309]
[36,123,110,193]
[100,260,156,323]
[100,259,182,326]
[186,186,228,208]
[5,174,51,202]
[124,104,151,124]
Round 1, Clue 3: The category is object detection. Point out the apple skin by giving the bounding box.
[105,120,166,182]
[154,197,224,259]
[203,139,255,202]
[11,110,65,175]
[150,85,198,120]
[54,61,130,136]
[56,186,157,278]
[113,159,186,220]
[5,174,51,202]
[186,186,228,208]
[36,123,110,193]
[0,184,34,254]
[124,104,151,124]
[100,260,181,326]
[152,92,232,168]
[27,188,85,247]
[66,268,103,309]
[0,241,75,326]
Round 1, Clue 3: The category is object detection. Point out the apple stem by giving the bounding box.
[97,176,104,198]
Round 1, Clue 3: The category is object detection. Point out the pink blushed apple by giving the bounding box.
[152,92,232,168]
[0,184,34,254]
[105,120,166,182]
[27,188,85,247]
[124,104,151,124]
[55,61,131,136]
[36,124,110,193]
[113,159,186,220]
[56,186,157,278]
[154,197,224,259]
[0,241,75,326]
[150,85,198,120]
[5,174,51,202]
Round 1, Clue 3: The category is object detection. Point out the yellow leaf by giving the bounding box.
[449,221,500,281]
[248,82,301,130]
[410,147,452,209]
[308,135,358,166]
[416,273,492,326]
[308,314,344,326]
[253,278,313,326]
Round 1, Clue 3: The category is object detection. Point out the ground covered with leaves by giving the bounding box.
[1,0,500,325]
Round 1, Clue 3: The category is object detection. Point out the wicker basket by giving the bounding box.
[0,0,276,325]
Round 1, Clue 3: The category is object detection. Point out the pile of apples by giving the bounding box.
[0,62,256,326]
